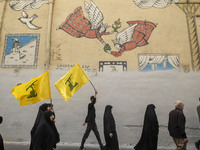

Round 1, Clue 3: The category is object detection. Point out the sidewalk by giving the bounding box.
[4,141,196,150]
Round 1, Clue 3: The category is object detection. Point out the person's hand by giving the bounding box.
[184,138,189,143]
[83,122,86,126]
[109,133,113,138]
[95,89,98,95]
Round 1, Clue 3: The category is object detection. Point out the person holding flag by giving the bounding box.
[54,64,103,150]
[79,89,104,150]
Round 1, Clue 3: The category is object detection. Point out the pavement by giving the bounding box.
[4,141,197,150]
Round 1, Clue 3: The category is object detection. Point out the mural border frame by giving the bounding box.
[99,61,127,72]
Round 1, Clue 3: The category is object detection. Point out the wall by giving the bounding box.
[0,0,200,149]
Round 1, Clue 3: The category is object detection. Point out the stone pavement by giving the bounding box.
[4,141,197,150]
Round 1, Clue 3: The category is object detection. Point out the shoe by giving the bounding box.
[79,148,86,150]
[195,142,199,150]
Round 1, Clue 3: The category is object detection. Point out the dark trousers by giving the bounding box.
[80,122,103,149]
[195,140,200,150]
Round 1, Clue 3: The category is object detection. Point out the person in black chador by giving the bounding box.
[80,89,104,150]
[30,103,50,150]
[134,104,159,150]
[32,110,56,150]
[0,116,4,150]
[30,103,60,150]
[195,97,200,150]
[103,105,119,150]
[48,103,60,149]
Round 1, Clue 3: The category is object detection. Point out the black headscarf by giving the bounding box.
[32,110,56,150]
[0,116,4,150]
[30,103,49,150]
[134,104,159,150]
[0,116,3,124]
[103,105,119,150]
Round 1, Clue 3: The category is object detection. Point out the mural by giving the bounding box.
[99,61,127,72]
[57,0,113,51]
[110,21,156,57]
[1,34,40,68]
[133,0,180,8]
[57,0,156,58]
[133,0,200,71]
[139,54,180,71]
[9,0,49,11]
[55,64,95,72]
[175,1,200,71]
[18,10,41,30]
[9,0,49,30]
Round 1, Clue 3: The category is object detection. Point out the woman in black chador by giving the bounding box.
[0,116,4,150]
[30,103,49,150]
[32,110,56,150]
[30,103,60,150]
[134,104,159,150]
[103,105,119,150]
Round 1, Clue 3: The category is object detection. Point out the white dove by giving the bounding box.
[18,10,41,30]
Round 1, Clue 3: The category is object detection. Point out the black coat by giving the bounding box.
[0,134,3,150]
[168,108,187,138]
[85,98,96,123]
[0,116,4,150]
[30,103,49,150]
[103,105,119,150]
[134,104,159,150]
[32,110,56,150]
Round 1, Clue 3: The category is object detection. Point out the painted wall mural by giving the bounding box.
[176,1,200,72]
[18,10,41,30]
[57,0,156,58]
[133,0,180,8]
[1,34,40,68]
[57,0,113,51]
[55,64,96,72]
[133,0,200,71]
[139,54,180,71]
[9,0,49,30]
[110,21,156,57]
[99,61,127,72]
[9,0,49,11]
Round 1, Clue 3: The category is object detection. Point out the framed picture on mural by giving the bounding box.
[138,54,180,72]
[99,61,127,72]
[1,34,40,68]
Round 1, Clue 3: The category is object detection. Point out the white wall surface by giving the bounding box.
[0,70,199,149]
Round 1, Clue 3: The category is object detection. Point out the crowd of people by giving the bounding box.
[79,90,200,150]
[0,91,200,150]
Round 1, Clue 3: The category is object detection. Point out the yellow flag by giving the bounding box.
[11,71,51,105]
[55,64,90,101]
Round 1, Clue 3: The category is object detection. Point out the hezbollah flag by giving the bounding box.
[11,71,51,105]
[55,64,89,101]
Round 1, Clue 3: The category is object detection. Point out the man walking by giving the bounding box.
[80,89,104,150]
[168,101,188,150]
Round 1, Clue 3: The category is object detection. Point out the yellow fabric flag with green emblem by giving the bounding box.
[11,71,51,105]
[55,64,90,101]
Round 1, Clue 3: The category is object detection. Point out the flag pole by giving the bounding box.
[50,98,52,104]
[89,80,96,91]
